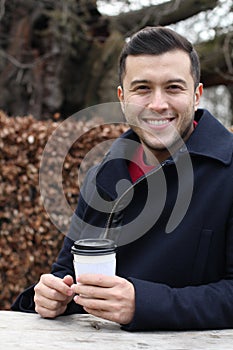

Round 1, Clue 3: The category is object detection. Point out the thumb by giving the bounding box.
[63,275,74,287]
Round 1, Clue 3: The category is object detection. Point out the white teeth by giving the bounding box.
[146,119,170,126]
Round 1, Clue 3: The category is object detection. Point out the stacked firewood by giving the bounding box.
[0,111,127,309]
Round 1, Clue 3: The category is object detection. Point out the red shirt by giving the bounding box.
[128,145,154,183]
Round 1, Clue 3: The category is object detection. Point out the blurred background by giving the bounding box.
[0,0,232,124]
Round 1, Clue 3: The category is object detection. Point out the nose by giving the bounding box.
[147,89,169,113]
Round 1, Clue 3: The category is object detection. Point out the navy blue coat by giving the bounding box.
[12,109,233,331]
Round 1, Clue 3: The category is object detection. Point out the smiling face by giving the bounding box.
[118,50,203,164]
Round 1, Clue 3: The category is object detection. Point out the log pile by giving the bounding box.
[0,111,127,310]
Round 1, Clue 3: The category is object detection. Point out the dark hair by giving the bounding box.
[119,26,200,89]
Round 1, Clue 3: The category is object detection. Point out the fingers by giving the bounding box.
[35,303,68,319]
[35,294,68,318]
[71,274,124,298]
[63,275,74,287]
[76,274,116,287]
[39,274,74,297]
[34,274,74,318]
[35,282,69,303]
[74,294,113,312]
[71,274,135,324]
[71,274,118,301]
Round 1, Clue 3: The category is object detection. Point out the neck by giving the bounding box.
[142,146,170,165]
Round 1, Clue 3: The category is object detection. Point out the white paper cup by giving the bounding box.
[71,238,117,280]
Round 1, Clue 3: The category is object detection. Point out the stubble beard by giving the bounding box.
[132,115,194,163]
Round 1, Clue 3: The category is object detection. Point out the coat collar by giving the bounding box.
[95,109,233,197]
[186,109,233,165]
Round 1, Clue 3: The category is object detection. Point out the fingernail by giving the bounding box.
[74,295,79,303]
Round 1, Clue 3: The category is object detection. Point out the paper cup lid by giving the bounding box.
[71,238,117,256]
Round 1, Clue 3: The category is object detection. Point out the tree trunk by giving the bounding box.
[0,0,232,119]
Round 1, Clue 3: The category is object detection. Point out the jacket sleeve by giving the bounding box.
[11,284,36,313]
[123,278,233,331]
[122,207,233,331]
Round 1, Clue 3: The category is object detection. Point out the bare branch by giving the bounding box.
[109,0,219,36]
[0,50,56,69]
[223,32,233,75]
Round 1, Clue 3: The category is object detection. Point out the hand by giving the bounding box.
[71,274,135,325]
[34,274,74,318]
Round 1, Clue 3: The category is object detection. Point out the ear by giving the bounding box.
[194,83,203,111]
[117,85,124,102]
[117,85,125,113]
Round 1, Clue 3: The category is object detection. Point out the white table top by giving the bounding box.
[0,311,233,349]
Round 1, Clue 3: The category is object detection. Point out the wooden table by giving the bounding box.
[0,311,233,349]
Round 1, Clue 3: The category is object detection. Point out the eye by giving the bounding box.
[167,84,185,92]
[133,85,150,93]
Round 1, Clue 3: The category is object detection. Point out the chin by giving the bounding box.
[146,138,175,150]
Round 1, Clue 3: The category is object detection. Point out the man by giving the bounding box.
[12,26,233,331]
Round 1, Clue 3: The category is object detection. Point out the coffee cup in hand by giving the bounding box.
[71,238,117,281]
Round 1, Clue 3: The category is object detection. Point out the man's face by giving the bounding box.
[118,50,203,163]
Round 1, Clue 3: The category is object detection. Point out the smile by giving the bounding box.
[142,118,174,127]
[146,119,170,126]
